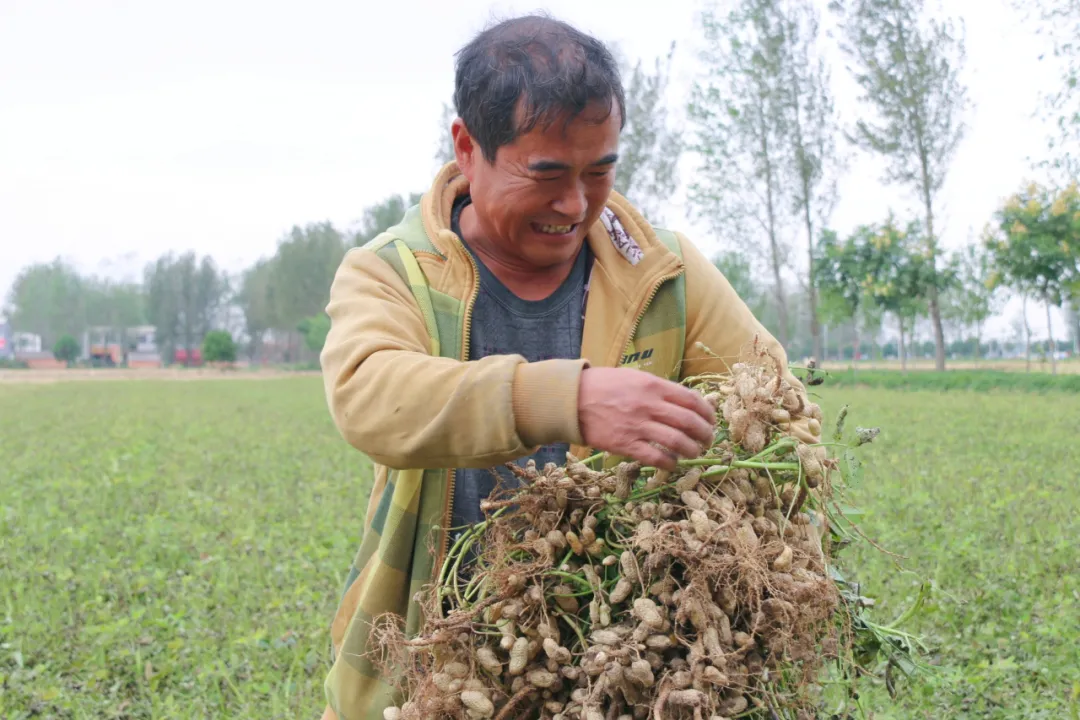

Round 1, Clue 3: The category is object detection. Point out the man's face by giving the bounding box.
[453,102,620,269]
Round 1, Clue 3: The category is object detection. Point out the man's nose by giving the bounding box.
[552,181,587,220]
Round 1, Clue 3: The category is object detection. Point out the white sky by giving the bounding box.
[0,0,1071,340]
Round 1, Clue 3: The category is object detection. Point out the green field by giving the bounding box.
[1,378,1078,719]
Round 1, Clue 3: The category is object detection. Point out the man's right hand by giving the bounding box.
[577,367,717,471]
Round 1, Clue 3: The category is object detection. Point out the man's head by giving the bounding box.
[451,14,625,269]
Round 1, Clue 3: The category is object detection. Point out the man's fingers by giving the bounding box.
[648,402,715,448]
[658,379,717,422]
[642,422,703,461]
[627,441,677,472]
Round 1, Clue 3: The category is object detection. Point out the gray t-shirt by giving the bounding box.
[449,195,591,532]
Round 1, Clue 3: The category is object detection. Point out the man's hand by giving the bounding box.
[577,367,716,471]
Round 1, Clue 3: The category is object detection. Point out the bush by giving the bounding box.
[202,330,237,363]
[0,358,28,369]
[53,335,80,365]
[297,314,331,353]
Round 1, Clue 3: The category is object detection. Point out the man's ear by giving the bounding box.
[452,118,479,179]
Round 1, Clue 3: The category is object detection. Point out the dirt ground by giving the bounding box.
[0,368,323,384]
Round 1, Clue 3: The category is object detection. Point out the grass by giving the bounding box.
[0,379,366,719]
[819,388,1080,719]
[816,367,1080,393]
[855,358,1080,375]
[1,378,1078,719]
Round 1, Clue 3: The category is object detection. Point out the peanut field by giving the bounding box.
[1,377,1077,719]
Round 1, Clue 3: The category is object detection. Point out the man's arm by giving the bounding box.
[676,232,821,444]
[319,247,588,469]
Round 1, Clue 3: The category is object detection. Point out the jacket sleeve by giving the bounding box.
[319,246,588,470]
[675,232,821,445]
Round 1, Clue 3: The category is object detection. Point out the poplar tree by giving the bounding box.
[834,0,969,371]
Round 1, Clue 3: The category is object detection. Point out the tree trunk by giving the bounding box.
[1073,302,1080,355]
[919,149,946,371]
[1045,298,1057,376]
[1071,297,1080,354]
[802,183,822,364]
[762,134,789,349]
[899,316,908,372]
[852,316,860,380]
[974,321,982,364]
[1022,294,1032,373]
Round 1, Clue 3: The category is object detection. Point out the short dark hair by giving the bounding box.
[453,13,626,163]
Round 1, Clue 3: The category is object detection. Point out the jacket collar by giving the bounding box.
[419,161,684,306]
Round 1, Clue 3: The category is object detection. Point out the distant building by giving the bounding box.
[13,332,42,354]
[81,325,163,368]
[12,331,64,369]
[126,325,162,368]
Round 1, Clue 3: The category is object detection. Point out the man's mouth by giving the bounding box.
[533,223,577,235]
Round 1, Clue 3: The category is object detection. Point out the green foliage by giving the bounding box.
[297,314,331,354]
[945,243,1002,332]
[4,258,88,346]
[267,223,347,331]
[85,279,146,330]
[144,251,229,361]
[52,334,80,364]
[814,228,867,324]
[985,181,1080,306]
[237,257,277,357]
[201,330,237,363]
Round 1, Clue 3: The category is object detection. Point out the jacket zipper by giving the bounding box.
[621,264,685,365]
[434,237,482,582]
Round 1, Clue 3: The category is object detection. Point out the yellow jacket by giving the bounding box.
[317,163,816,719]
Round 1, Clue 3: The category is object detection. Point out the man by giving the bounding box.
[317,13,817,720]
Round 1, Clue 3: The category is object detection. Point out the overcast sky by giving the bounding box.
[0,0,1069,340]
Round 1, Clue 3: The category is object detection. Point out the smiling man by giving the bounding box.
[317,13,817,720]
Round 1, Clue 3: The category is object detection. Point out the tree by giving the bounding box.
[985,181,1080,374]
[237,258,278,360]
[689,0,793,348]
[353,194,424,247]
[298,313,331,354]
[269,222,347,332]
[947,243,1002,361]
[145,251,228,363]
[778,0,841,365]
[53,334,80,365]
[713,250,767,317]
[834,0,970,371]
[814,228,866,367]
[816,216,936,371]
[610,42,683,225]
[202,330,237,363]
[4,258,87,346]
